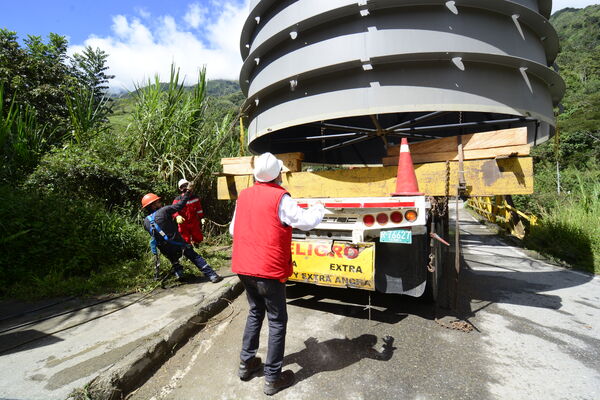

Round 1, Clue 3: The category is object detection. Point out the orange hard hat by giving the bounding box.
[141,193,161,208]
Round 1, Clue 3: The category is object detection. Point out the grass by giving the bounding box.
[3,256,156,299]
[524,179,600,274]
[197,241,232,272]
[2,239,233,300]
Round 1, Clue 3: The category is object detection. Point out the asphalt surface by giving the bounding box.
[128,204,600,400]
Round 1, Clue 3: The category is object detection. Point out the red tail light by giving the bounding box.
[390,211,403,223]
[363,214,375,227]
[405,210,418,222]
[376,213,389,225]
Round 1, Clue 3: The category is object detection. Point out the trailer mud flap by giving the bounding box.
[290,240,375,291]
[374,236,427,296]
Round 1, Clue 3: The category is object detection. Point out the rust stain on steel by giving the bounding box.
[481,159,502,186]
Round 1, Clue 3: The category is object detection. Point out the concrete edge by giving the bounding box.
[83,277,244,400]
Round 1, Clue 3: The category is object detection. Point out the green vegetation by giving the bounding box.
[524,178,600,273]
[513,5,600,274]
[0,29,242,299]
[1,6,598,299]
[128,65,240,223]
[0,185,152,298]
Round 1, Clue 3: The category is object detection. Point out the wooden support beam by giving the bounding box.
[382,145,531,165]
[387,127,528,155]
[217,157,533,200]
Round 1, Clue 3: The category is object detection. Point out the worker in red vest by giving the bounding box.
[230,152,325,395]
[173,179,204,246]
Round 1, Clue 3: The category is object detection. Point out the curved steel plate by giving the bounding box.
[239,0,563,163]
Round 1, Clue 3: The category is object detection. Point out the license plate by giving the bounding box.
[380,229,412,244]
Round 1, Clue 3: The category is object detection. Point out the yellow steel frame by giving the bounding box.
[467,196,538,239]
[218,157,534,200]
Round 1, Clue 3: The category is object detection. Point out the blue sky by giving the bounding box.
[1,1,206,44]
[1,0,250,91]
[1,0,598,91]
[0,1,251,46]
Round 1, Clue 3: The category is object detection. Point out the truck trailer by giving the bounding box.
[218,0,564,305]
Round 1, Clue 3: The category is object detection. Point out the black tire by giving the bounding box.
[424,210,450,306]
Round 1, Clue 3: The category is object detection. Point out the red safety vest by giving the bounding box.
[231,182,292,280]
[173,194,204,222]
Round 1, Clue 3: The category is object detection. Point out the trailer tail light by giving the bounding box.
[363,214,375,227]
[405,210,418,222]
[390,211,403,223]
[344,246,359,259]
[376,213,389,225]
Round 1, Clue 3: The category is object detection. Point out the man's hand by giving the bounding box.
[187,182,195,193]
[176,216,185,224]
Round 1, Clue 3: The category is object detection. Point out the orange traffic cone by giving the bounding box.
[392,138,423,196]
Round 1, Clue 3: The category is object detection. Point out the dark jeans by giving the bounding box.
[159,243,217,278]
[238,274,288,382]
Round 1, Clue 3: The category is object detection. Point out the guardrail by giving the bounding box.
[467,196,538,239]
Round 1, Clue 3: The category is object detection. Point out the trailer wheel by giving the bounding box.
[424,211,450,306]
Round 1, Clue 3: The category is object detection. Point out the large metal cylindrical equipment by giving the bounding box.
[239,0,565,164]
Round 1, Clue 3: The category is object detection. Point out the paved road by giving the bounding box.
[0,273,236,400]
[130,204,600,400]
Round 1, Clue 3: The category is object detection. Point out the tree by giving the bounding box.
[0,30,116,180]
[72,46,113,96]
[72,46,115,118]
[0,29,74,133]
[68,46,115,143]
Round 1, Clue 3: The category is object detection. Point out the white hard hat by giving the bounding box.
[254,153,283,183]
[178,179,189,189]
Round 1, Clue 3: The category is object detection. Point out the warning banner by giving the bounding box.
[289,240,375,291]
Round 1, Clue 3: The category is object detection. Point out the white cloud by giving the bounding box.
[73,0,599,93]
[69,1,250,92]
[552,0,600,12]
[184,3,206,29]
[135,7,151,19]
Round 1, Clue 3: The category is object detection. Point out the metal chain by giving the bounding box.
[428,120,470,330]
[427,205,439,273]
[429,196,448,218]
[426,161,451,273]
[427,252,436,273]
[445,160,450,211]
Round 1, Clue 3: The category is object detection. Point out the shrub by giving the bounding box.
[0,185,150,298]
[25,134,170,212]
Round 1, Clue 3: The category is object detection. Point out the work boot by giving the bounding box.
[264,370,295,396]
[210,274,223,283]
[238,356,262,381]
[173,269,185,281]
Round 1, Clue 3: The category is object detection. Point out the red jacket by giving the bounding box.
[173,194,204,224]
[231,182,292,280]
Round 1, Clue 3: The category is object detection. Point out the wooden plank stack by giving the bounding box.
[382,127,530,165]
[220,152,304,175]
[217,158,534,199]
[217,127,534,199]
